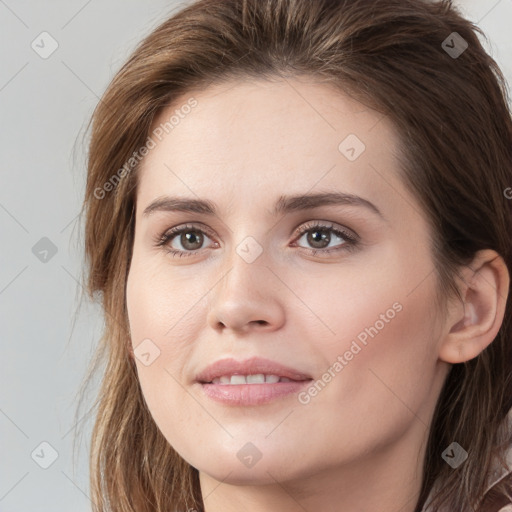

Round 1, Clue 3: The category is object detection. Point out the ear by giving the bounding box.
[439,249,510,364]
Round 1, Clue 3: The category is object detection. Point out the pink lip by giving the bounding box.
[195,356,313,406]
[200,381,311,406]
[195,356,312,383]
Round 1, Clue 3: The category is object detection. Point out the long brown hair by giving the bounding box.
[77,0,512,510]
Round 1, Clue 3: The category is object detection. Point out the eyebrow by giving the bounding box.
[142,191,385,220]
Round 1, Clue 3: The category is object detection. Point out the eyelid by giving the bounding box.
[291,220,359,243]
[157,222,216,242]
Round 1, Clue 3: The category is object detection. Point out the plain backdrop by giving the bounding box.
[1,1,511,510]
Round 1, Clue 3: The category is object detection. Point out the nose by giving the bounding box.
[207,254,286,334]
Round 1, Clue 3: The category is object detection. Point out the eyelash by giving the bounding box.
[153,221,359,258]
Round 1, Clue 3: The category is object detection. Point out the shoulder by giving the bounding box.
[422,406,512,512]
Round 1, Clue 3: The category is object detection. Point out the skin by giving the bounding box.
[125,77,509,512]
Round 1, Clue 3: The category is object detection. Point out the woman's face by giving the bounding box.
[126,78,451,491]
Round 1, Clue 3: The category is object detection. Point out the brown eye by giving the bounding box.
[304,227,333,249]
[293,222,358,255]
[178,230,204,251]
[156,224,216,257]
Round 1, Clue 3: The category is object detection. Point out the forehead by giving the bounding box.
[135,77,417,224]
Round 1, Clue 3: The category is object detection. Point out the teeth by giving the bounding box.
[210,374,293,385]
[247,374,266,384]
[230,375,247,385]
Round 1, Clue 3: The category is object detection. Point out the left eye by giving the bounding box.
[292,222,357,253]
[155,221,358,257]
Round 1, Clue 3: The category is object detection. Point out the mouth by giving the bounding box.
[201,373,300,386]
[201,374,306,385]
[195,357,313,406]
[195,356,313,384]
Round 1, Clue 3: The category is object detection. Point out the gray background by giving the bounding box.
[1,1,511,510]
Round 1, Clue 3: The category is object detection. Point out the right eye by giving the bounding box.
[154,223,218,257]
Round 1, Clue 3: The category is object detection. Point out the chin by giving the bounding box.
[200,463,290,486]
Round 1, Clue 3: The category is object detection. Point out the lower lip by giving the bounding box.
[198,380,312,406]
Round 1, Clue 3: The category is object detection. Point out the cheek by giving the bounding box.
[311,278,439,440]
[126,251,209,351]
[295,252,440,423]
[125,257,200,419]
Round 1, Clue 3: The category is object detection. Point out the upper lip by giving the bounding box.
[195,356,313,383]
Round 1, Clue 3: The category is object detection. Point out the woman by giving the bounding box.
[78,0,512,510]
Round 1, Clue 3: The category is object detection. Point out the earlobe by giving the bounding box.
[438,249,509,364]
